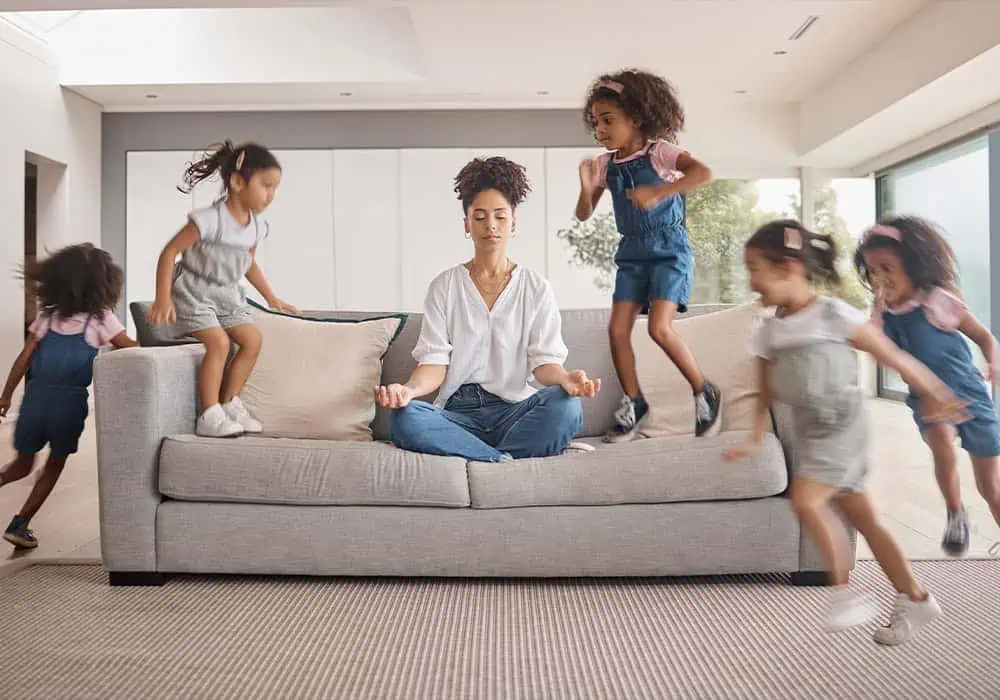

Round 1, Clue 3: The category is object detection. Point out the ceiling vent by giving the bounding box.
[789,15,819,41]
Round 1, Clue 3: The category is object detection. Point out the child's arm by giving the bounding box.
[109,332,138,349]
[149,223,200,326]
[0,336,39,418]
[724,357,771,461]
[957,310,999,381]
[245,247,300,315]
[852,322,969,423]
[575,158,605,221]
[628,152,712,211]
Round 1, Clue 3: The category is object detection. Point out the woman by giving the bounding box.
[374,156,601,462]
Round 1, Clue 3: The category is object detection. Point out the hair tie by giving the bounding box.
[235,149,246,171]
[598,79,624,94]
[783,227,802,250]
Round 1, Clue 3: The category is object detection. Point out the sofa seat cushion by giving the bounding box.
[467,431,787,509]
[159,435,470,507]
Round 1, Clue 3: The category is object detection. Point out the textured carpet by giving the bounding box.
[1,561,997,700]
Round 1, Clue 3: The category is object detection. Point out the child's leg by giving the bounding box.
[16,453,68,522]
[924,423,962,511]
[835,489,924,599]
[608,302,643,398]
[789,476,851,585]
[0,453,35,487]
[221,323,262,403]
[647,300,703,391]
[191,328,243,438]
[192,328,231,410]
[970,455,1000,527]
[835,488,942,645]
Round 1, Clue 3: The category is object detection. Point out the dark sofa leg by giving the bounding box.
[790,570,830,587]
[109,571,167,587]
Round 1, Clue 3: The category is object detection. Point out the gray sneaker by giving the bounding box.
[941,507,970,556]
[605,395,648,443]
[695,380,722,437]
[3,515,37,549]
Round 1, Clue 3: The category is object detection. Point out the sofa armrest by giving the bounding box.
[94,345,203,572]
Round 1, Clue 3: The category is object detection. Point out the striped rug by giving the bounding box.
[0,561,997,699]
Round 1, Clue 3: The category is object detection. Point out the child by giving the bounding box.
[148,141,298,438]
[855,216,1000,556]
[0,244,136,549]
[575,69,719,442]
[725,220,968,645]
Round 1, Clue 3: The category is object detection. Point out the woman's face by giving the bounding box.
[465,189,515,251]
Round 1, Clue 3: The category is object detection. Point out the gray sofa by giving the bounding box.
[92,302,853,586]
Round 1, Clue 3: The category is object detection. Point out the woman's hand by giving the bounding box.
[269,298,300,315]
[374,383,414,410]
[147,298,176,327]
[560,369,601,398]
[723,440,761,462]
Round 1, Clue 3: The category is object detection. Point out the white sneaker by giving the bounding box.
[825,587,877,632]
[563,441,596,455]
[224,396,262,434]
[873,592,941,646]
[196,404,244,438]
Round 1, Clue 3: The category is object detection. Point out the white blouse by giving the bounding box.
[413,264,569,407]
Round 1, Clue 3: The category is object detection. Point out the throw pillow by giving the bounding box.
[633,302,770,437]
[241,305,405,441]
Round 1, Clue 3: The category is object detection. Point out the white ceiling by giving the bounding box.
[2,1,931,111]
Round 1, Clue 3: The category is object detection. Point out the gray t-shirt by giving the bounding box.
[188,200,268,250]
[751,296,865,359]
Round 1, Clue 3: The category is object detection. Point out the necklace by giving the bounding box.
[469,259,514,296]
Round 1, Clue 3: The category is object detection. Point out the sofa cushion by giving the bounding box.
[633,303,768,437]
[242,304,405,441]
[467,431,786,509]
[159,435,470,507]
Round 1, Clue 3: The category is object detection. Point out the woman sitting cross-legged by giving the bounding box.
[374,156,601,462]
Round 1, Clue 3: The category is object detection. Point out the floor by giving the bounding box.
[0,399,998,574]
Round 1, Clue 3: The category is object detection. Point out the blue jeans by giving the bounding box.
[389,384,583,462]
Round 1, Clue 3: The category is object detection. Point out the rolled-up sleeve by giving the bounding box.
[527,281,568,370]
[412,277,452,366]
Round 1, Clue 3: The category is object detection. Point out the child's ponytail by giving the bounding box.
[808,231,841,285]
[178,140,280,195]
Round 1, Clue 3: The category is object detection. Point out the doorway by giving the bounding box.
[24,161,38,339]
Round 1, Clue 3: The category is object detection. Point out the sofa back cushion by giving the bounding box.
[241,306,404,441]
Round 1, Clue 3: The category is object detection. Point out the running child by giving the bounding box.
[0,244,136,549]
[856,216,1000,556]
[575,69,719,442]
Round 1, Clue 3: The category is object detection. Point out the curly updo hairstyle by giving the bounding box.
[453,156,531,212]
[583,69,685,143]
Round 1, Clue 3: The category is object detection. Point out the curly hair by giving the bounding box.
[854,215,959,295]
[745,219,841,285]
[178,140,281,195]
[582,69,685,143]
[453,156,531,212]
[23,243,123,319]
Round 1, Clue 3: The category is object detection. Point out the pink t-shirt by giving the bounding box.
[870,287,966,332]
[596,141,688,188]
[29,310,126,349]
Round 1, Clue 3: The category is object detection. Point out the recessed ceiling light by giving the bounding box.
[537,90,549,96]
[340,91,352,97]
[145,93,158,100]
[735,89,748,95]
[773,50,788,56]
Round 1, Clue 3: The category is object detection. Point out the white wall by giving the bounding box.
[125,147,628,318]
[0,20,103,406]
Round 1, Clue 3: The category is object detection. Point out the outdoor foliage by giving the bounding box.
[556,180,871,308]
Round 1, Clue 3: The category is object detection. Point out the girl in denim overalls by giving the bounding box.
[728,220,968,646]
[0,244,136,549]
[856,216,1000,559]
[148,141,299,438]
[576,69,720,442]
